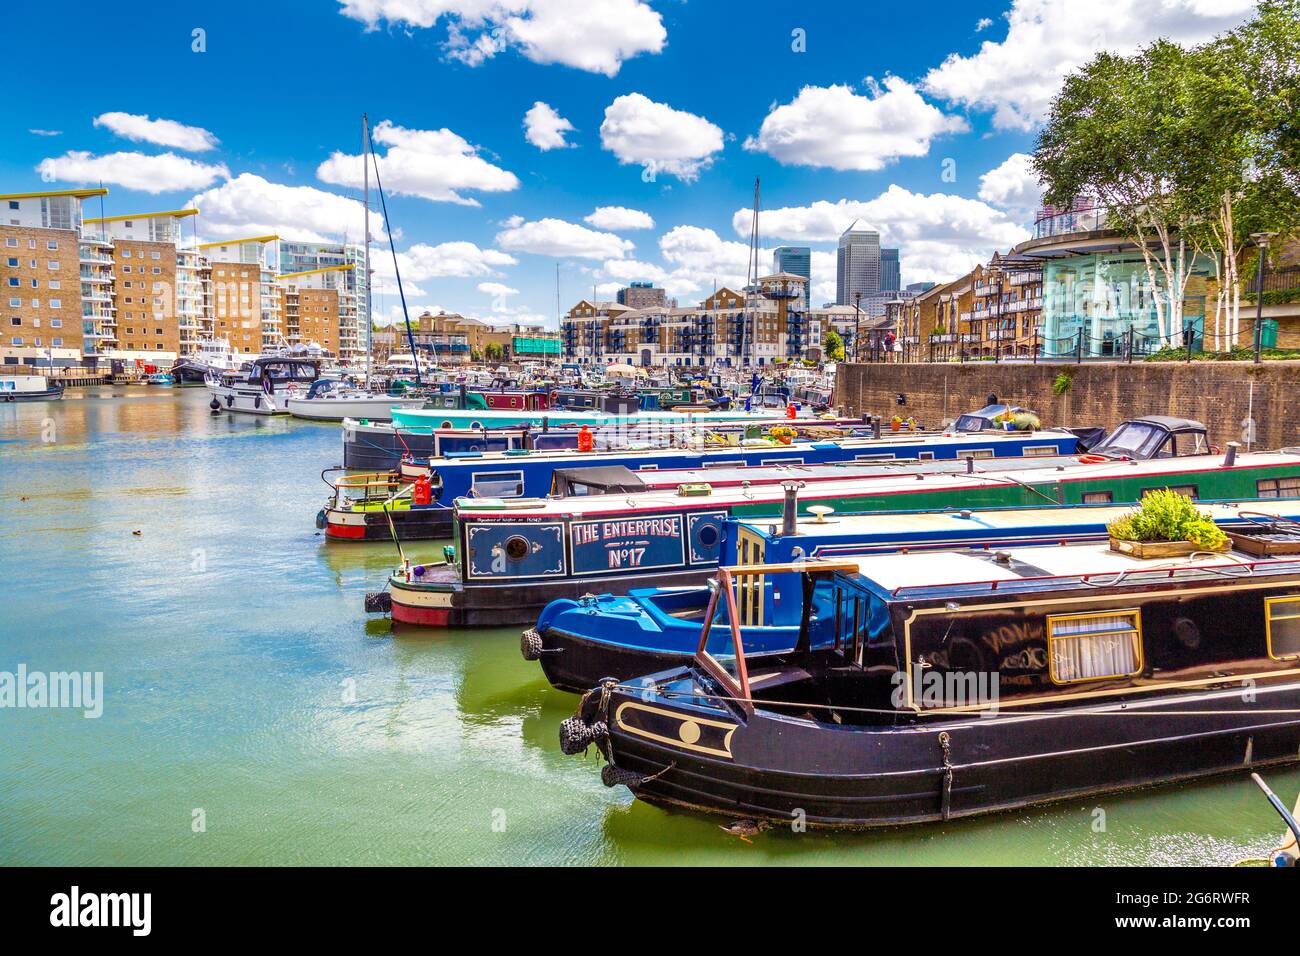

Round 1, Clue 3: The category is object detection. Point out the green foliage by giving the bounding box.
[1052,371,1073,395]
[1013,412,1040,431]
[484,342,504,362]
[1107,489,1230,549]
[823,329,845,362]
[1143,345,1300,361]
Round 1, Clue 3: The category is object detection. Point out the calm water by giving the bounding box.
[1,387,1296,866]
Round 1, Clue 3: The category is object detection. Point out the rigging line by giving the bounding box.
[367,122,421,386]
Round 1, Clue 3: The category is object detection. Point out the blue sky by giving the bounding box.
[3,0,1259,327]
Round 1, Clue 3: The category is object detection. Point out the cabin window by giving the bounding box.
[1022,445,1057,457]
[1142,485,1197,500]
[704,460,744,468]
[1265,597,1300,660]
[471,470,524,498]
[918,451,935,461]
[962,449,994,460]
[855,454,896,462]
[1047,610,1143,684]
[637,464,659,471]
[1256,477,1300,499]
[1082,491,1113,504]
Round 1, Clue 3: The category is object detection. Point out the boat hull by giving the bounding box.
[387,564,711,628]
[323,504,454,541]
[0,386,64,401]
[595,680,1300,827]
[285,395,425,422]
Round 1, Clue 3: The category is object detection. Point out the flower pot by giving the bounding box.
[1108,537,1231,559]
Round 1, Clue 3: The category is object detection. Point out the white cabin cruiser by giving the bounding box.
[207,354,320,416]
[284,378,426,422]
[0,374,64,402]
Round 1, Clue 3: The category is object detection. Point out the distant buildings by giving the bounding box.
[772,247,811,309]
[836,220,881,306]
[880,247,900,292]
[384,310,559,365]
[616,281,667,310]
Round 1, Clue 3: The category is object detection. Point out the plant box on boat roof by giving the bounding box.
[1107,488,1231,558]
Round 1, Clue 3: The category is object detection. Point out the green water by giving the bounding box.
[1,387,1296,866]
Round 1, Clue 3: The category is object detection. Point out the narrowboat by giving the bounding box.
[388,402,817,433]
[562,542,1300,827]
[324,427,1083,542]
[527,503,1300,691]
[207,354,321,416]
[0,375,65,402]
[367,442,1300,627]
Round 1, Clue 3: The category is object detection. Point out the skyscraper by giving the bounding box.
[880,247,900,292]
[772,246,811,309]
[836,220,881,306]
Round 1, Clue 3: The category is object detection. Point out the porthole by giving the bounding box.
[697,524,719,547]
[505,536,530,561]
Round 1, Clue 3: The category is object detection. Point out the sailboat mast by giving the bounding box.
[367,120,422,385]
[363,113,373,390]
[741,177,760,370]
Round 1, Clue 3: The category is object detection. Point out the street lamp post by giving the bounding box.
[1251,232,1276,365]
[852,291,862,363]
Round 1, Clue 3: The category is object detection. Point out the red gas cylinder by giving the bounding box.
[413,474,432,506]
[577,425,594,452]
[786,403,797,420]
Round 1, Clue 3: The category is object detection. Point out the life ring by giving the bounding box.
[1079,454,1107,464]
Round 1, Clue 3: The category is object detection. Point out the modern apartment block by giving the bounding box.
[279,240,367,361]
[81,209,205,360]
[836,220,881,306]
[1,188,108,368]
[276,265,355,359]
[200,236,282,354]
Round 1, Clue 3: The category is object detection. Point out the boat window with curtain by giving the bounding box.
[1266,597,1300,660]
[1047,611,1142,684]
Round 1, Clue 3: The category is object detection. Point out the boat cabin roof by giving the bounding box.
[733,499,1300,542]
[838,540,1300,601]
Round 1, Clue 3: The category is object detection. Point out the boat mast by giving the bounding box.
[741,177,760,372]
[367,120,422,385]
[363,113,373,390]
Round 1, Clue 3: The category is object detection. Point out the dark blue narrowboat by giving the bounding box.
[562,541,1300,827]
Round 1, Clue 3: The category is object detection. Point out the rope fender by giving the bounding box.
[520,628,544,661]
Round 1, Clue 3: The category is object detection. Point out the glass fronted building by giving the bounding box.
[1041,251,1215,357]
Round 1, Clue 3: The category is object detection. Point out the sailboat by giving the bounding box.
[286,113,426,423]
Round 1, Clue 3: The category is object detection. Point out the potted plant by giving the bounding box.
[1012,411,1040,432]
[1107,489,1231,558]
[995,410,1017,431]
[890,415,902,432]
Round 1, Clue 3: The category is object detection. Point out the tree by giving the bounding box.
[823,329,845,362]
[484,342,504,362]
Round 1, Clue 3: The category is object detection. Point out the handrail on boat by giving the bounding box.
[887,555,1300,598]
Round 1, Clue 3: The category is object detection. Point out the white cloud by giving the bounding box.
[523,101,575,150]
[584,206,655,231]
[477,281,520,297]
[659,225,760,291]
[735,185,1031,284]
[975,17,993,31]
[373,241,519,282]
[496,217,634,259]
[978,152,1043,219]
[743,77,967,172]
[339,0,666,76]
[599,93,725,182]
[922,0,1256,131]
[317,119,518,205]
[29,129,61,137]
[37,151,228,194]
[93,112,218,152]
[189,173,385,243]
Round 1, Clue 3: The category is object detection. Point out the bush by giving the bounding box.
[1106,489,1229,549]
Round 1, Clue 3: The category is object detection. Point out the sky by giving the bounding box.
[4,0,1261,328]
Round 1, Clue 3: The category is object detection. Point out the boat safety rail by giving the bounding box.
[887,555,1300,599]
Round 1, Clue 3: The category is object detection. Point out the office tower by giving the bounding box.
[772,246,811,309]
[880,247,900,292]
[836,220,881,306]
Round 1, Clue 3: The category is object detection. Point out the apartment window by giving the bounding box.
[51,337,62,347]
[8,298,19,307]
[46,260,59,270]
[150,251,160,260]
[10,336,21,345]
[1265,596,1300,660]
[5,278,15,287]
[123,266,132,273]
[5,257,15,267]
[4,238,15,247]
[48,280,60,290]
[9,318,19,326]
[48,299,60,309]
[50,319,61,328]
[1047,610,1143,684]
[1257,477,1300,499]
[46,241,57,251]
[123,249,132,257]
